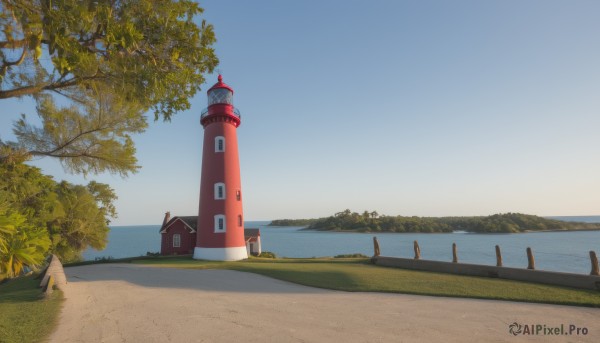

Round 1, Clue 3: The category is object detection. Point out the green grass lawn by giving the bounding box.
[133,256,600,307]
[0,275,63,343]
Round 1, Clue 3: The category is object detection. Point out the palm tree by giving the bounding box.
[361,210,370,220]
[0,208,18,261]
[0,212,50,279]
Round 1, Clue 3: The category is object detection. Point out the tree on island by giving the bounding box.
[271,210,600,233]
[0,0,219,277]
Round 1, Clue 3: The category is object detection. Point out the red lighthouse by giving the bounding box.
[193,75,248,261]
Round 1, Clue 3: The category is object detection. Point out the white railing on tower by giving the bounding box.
[200,107,241,120]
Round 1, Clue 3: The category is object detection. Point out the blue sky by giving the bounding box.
[1,1,599,225]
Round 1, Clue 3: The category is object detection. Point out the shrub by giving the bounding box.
[94,256,114,262]
[334,253,369,258]
[258,251,277,258]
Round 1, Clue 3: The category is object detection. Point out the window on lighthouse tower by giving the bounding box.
[214,215,226,233]
[215,136,225,152]
[214,183,225,200]
[208,88,233,106]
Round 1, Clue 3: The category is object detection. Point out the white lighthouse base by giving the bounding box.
[193,246,248,261]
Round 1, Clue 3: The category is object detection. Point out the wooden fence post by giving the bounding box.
[373,237,380,257]
[495,245,503,267]
[590,251,599,276]
[413,240,421,260]
[452,243,458,263]
[526,247,535,270]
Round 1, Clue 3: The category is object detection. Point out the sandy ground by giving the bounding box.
[50,264,600,343]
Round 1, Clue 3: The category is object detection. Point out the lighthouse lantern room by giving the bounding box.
[193,75,247,261]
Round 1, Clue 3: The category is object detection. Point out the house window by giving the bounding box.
[238,215,243,227]
[214,215,226,233]
[236,190,241,201]
[173,234,181,248]
[215,136,225,152]
[214,182,225,200]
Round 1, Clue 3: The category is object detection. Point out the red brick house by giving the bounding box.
[159,213,197,255]
[160,212,261,256]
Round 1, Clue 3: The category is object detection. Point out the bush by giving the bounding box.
[94,256,114,262]
[146,251,161,257]
[258,251,277,258]
[334,253,369,258]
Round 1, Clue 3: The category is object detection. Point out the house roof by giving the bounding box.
[244,228,260,238]
[160,216,198,233]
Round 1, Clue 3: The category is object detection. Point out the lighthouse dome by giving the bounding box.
[207,75,234,106]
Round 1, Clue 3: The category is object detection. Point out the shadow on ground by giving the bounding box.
[64,263,341,294]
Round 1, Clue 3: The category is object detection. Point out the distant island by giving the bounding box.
[269,210,600,233]
[269,218,319,226]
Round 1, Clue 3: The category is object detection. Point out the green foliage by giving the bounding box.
[269,218,318,226]
[0,0,218,176]
[0,214,50,278]
[48,181,111,261]
[0,162,116,266]
[0,0,217,119]
[93,256,114,262]
[437,213,600,233]
[11,87,147,176]
[303,210,600,233]
[0,206,18,254]
[257,251,277,258]
[0,201,51,279]
[334,253,369,258]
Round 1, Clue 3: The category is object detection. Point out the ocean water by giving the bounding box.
[83,216,600,275]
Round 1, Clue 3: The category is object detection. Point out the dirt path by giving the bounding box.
[50,264,600,343]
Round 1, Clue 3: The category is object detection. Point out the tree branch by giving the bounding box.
[0,40,28,49]
[37,124,112,156]
[1,47,28,67]
[29,150,114,164]
[0,74,104,99]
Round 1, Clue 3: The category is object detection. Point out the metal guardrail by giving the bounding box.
[200,108,209,118]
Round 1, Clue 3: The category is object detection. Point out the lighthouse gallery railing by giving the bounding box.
[200,107,241,120]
